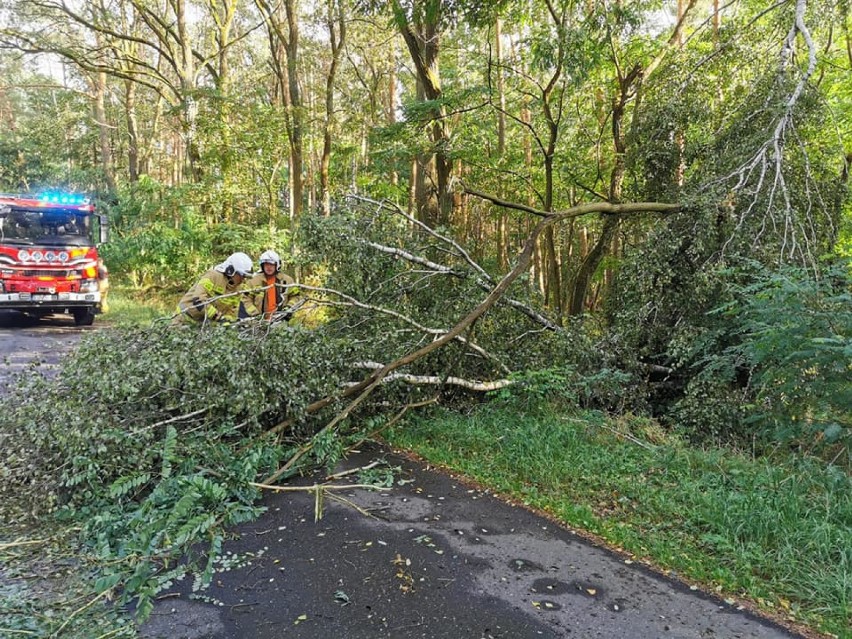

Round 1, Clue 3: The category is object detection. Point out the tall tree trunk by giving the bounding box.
[521,101,537,288]
[258,0,304,218]
[284,0,303,219]
[388,40,399,188]
[211,0,238,221]
[392,0,452,229]
[124,80,140,182]
[568,2,696,315]
[494,17,508,269]
[409,158,418,217]
[173,0,202,183]
[713,0,720,39]
[495,17,506,156]
[538,6,566,321]
[321,0,346,216]
[569,214,619,315]
[569,64,639,316]
[542,152,562,319]
[92,69,116,194]
[542,119,563,320]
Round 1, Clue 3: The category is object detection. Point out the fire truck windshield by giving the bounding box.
[0,208,91,247]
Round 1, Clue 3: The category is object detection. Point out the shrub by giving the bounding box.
[670,260,850,456]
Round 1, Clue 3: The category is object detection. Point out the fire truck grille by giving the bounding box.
[20,269,76,278]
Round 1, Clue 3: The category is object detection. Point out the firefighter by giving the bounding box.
[242,249,298,321]
[174,252,255,325]
[97,258,110,313]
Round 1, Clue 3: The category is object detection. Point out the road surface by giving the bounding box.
[140,447,813,639]
[0,310,94,390]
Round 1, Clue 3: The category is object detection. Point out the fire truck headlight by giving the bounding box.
[80,279,99,293]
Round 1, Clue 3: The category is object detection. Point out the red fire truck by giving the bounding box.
[0,192,109,326]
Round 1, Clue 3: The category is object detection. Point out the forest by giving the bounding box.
[0,0,849,637]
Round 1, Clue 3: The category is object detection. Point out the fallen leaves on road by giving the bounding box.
[393,553,415,594]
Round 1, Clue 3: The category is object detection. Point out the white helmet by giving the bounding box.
[215,251,253,277]
[259,249,281,271]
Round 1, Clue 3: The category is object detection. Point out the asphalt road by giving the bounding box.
[139,446,813,639]
[0,310,95,389]
[0,315,816,639]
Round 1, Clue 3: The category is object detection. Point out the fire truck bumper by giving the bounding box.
[0,292,101,311]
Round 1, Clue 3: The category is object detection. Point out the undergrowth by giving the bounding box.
[100,286,176,327]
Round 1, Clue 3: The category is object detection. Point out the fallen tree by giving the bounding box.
[0,192,678,619]
[254,194,679,473]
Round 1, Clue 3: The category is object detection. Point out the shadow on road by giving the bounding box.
[0,310,44,328]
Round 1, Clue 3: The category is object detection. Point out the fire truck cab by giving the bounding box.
[0,192,109,326]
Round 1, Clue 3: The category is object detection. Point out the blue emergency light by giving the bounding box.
[39,192,90,205]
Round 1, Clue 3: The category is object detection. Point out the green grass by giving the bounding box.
[386,403,852,639]
[99,286,174,327]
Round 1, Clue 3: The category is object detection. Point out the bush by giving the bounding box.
[101,178,293,289]
[727,262,851,451]
[671,260,851,456]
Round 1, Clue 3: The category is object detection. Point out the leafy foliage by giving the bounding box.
[0,58,107,193]
[664,260,851,454]
[707,262,849,448]
[297,201,635,412]
[0,321,357,618]
[102,177,293,289]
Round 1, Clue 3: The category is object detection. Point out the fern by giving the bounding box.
[108,472,152,500]
[173,513,217,547]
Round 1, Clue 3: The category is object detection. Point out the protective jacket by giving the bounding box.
[175,269,245,324]
[244,271,297,320]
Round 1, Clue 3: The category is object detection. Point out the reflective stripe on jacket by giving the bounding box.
[176,269,243,323]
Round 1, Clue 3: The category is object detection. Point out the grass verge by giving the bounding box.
[386,403,851,639]
[99,286,175,327]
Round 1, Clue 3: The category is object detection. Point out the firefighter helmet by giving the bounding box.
[259,249,281,272]
[217,252,253,277]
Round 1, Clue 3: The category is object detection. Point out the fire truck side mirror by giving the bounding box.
[98,214,109,244]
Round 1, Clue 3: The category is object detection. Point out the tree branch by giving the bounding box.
[352,361,512,392]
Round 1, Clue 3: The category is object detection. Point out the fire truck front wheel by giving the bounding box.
[73,307,96,326]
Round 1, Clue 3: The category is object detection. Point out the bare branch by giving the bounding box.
[363,241,462,275]
[708,0,824,263]
[298,285,511,373]
[250,482,390,492]
[351,196,559,330]
[352,361,512,392]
